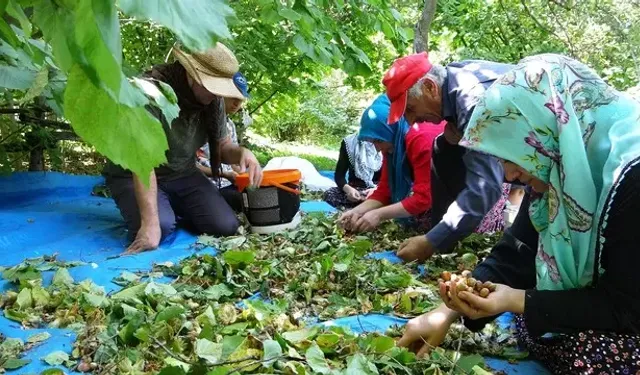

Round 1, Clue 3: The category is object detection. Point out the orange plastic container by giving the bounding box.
[235,169,302,195]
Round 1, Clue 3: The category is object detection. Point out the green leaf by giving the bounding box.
[471,365,494,375]
[0,17,19,46]
[82,292,109,308]
[20,66,48,104]
[262,339,282,367]
[4,309,27,322]
[223,250,255,267]
[220,322,249,335]
[118,314,144,345]
[221,335,247,360]
[164,357,191,372]
[0,64,36,89]
[390,8,402,21]
[380,20,395,39]
[52,268,74,286]
[0,337,24,357]
[293,34,312,57]
[196,306,217,326]
[278,7,301,21]
[459,253,479,268]
[457,354,484,372]
[345,353,378,375]
[132,77,180,125]
[16,287,33,309]
[158,366,187,375]
[27,331,52,344]
[333,263,348,272]
[375,272,413,289]
[32,0,120,92]
[155,305,185,322]
[203,284,233,301]
[64,65,168,182]
[350,239,372,256]
[6,0,30,36]
[41,350,69,366]
[145,282,177,297]
[134,325,151,343]
[39,369,65,375]
[112,282,147,302]
[195,338,223,364]
[316,333,341,349]
[118,0,234,51]
[31,286,50,307]
[74,0,121,92]
[3,357,31,369]
[114,271,141,285]
[305,342,331,374]
[206,367,231,375]
[2,265,41,283]
[281,327,318,344]
[368,336,395,354]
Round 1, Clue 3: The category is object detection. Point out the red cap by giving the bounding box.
[382,52,432,124]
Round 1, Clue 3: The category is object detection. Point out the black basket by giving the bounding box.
[241,182,301,227]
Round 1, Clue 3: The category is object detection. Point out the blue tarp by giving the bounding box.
[0,172,549,374]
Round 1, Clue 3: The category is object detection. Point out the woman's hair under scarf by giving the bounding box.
[343,133,383,188]
[460,53,640,291]
[358,94,412,204]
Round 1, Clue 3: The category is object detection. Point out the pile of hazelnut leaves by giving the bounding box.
[0,213,521,375]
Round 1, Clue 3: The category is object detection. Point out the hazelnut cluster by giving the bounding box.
[440,270,496,298]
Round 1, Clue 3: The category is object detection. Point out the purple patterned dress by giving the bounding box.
[474,183,510,233]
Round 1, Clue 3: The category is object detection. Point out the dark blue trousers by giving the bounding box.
[107,171,239,241]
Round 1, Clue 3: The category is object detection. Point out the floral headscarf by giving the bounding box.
[461,54,640,291]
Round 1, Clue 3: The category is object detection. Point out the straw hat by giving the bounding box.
[173,43,245,100]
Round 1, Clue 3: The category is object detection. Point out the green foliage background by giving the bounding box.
[1,0,639,174]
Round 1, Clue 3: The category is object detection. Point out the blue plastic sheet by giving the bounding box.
[0,172,549,374]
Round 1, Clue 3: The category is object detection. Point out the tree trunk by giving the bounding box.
[413,0,438,53]
[29,146,44,171]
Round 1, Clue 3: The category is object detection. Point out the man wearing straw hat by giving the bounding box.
[104,43,263,254]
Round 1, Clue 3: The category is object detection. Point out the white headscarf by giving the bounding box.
[343,133,383,188]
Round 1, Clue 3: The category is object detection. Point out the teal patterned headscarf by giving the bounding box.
[461,54,640,291]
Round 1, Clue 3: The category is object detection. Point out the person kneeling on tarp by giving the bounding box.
[103,43,263,254]
[398,54,640,375]
[322,132,382,209]
[338,94,444,232]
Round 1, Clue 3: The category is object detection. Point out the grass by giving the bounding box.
[6,140,337,176]
[251,143,337,171]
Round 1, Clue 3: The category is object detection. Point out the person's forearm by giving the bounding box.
[219,141,244,165]
[507,288,525,314]
[133,171,159,227]
[342,184,357,194]
[353,199,385,214]
[372,202,411,221]
[435,303,462,324]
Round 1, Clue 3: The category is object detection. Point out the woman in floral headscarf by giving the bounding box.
[397,54,640,374]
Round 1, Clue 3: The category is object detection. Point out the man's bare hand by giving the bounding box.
[124,223,161,255]
[239,148,263,187]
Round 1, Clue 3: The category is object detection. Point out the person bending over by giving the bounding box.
[381,52,523,262]
[398,54,640,375]
[339,94,444,232]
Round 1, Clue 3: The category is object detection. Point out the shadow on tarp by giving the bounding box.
[0,172,548,374]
